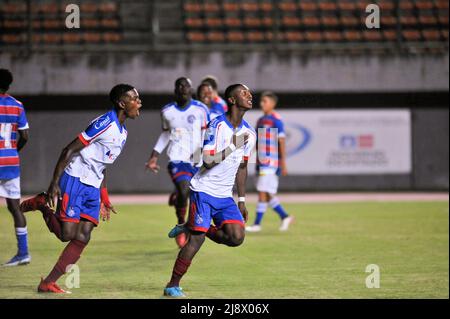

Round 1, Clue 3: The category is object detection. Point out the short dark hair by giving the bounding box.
[201,76,218,91]
[261,91,278,105]
[197,82,212,98]
[224,83,244,109]
[0,69,13,92]
[109,84,135,108]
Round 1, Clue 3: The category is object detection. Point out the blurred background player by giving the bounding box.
[145,77,209,248]
[246,91,294,232]
[20,84,142,293]
[201,75,228,114]
[164,84,256,298]
[197,82,222,120]
[0,69,31,267]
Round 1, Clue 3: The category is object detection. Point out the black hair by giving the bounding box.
[197,82,212,98]
[109,84,135,108]
[0,69,13,92]
[261,91,278,105]
[175,77,192,87]
[224,83,244,110]
[201,76,218,91]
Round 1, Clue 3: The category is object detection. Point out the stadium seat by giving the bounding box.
[298,2,318,11]
[318,2,338,11]
[82,19,100,29]
[402,30,422,41]
[378,0,396,11]
[302,16,320,27]
[62,33,82,43]
[344,30,362,41]
[42,33,62,44]
[207,31,225,42]
[185,17,204,28]
[383,30,398,41]
[419,15,438,26]
[224,17,242,27]
[42,19,61,29]
[337,1,357,11]
[262,17,274,27]
[80,3,98,14]
[321,16,340,27]
[103,32,122,43]
[435,0,449,10]
[187,31,206,42]
[83,33,102,43]
[203,2,220,13]
[422,30,442,41]
[324,31,343,42]
[415,0,434,10]
[244,17,262,27]
[305,31,322,42]
[399,0,414,10]
[1,3,26,14]
[279,1,297,12]
[223,2,239,12]
[341,16,359,27]
[3,20,26,29]
[441,30,449,40]
[381,15,398,27]
[184,2,203,13]
[99,2,118,14]
[246,31,265,42]
[284,31,303,42]
[100,18,120,29]
[227,31,245,42]
[1,34,24,44]
[400,15,418,26]
[282,16,301,27]
[259,2,273,12]
[205,17,222,28]
[241,1,259,12]
[363,30,383,41]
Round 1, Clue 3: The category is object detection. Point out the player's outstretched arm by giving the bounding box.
[100,169,117,222]
[203,133,249,170]
[145,130,170,173]
[236,160,249,222]
[17,129,29,152]
[279,137,288,176]
[47,137,86,208]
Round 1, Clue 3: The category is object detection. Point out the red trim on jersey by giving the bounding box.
[78,133,90,146]
[0,157,20,166]
[0,105,22,115]
[243,156,249,161]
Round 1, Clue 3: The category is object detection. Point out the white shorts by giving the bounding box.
[256,174,279,195]
[0,177,21,199]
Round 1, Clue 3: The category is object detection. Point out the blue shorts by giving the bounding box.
[187,191,244,233]
[56,172,100,226]
[168,161,199,184]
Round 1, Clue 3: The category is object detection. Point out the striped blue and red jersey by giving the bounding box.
[256,111,286,176]
[0,94,29,179]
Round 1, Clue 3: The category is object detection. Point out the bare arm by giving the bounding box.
[235,160,249,222]
[100,169,117,221]
[47,137,86,208]
[17,129,29,152]
[278,137,288,176]
[145,130,170,173]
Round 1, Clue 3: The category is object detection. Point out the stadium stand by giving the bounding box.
[0,0,448,53]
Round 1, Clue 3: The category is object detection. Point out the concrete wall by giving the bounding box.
[1,52,448,94]
[19,108,448,194]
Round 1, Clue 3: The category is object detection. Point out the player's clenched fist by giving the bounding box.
[46,181,61,210]
[145,156,160,173]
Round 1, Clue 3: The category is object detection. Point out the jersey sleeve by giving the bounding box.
[161,109,170,131]
[202,120,220,155]
[78,114,112,146]
[275,119,286,138]
[17,106,29,130]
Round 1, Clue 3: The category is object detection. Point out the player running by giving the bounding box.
[0,69,31,266]
[201,75,228,114]
[145,77,209,248]
[246,91,293,232]
[20,84,142,293]
[164,84,256,298]
[197,83,222,120]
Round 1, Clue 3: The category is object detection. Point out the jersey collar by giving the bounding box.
[223,114,244,131]
[174,99,192,112]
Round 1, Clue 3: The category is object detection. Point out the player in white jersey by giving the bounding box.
[20,84,142,294]
[196,82,223,120]
[146,77,209,248]
[164,84,256,298]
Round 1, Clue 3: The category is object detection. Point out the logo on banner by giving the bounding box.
[285,123,312,157]
[340,134,374,149]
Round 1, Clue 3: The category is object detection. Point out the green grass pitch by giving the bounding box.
[0,201,448,299]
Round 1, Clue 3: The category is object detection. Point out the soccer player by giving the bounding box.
[201,75,228,114]
[246,91,294,232]
[163,84,256,298]
[20,84,142,293]
[145,77,209,248]
[197,83,222,120]
[0,69,31,266]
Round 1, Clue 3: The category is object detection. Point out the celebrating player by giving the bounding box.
[0,69,31,266]
[20,84,142,293]
[145,77,209,248]
[246,91,294,232]
[201,75,228,114]
[197,83,222,120]
[164,84,256,298]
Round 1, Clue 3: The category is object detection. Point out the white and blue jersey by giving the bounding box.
[65,109,128,189]
[161,99,210,164]
[0,94,29,180]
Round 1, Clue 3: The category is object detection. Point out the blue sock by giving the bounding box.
[270,197,288,220]
[254,202,268,225]
[16,227,29,256]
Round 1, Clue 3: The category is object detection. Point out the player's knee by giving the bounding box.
[228,232,245,247]
[61,227,77,242]
[75,232,91,244]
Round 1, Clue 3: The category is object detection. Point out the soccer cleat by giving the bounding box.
[279,216,294,231]
[168,224,187,238]
[163,286,186,298]
[20,192,48,213]
[175,233,187,248]
[37,278,71,294]
[2,254,31,267]
[168,191,177,207]
[245,225,262,232]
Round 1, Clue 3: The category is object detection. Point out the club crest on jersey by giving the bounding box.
[187,115,196,124]
[67,207,76,217]
[106,150,116,160]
